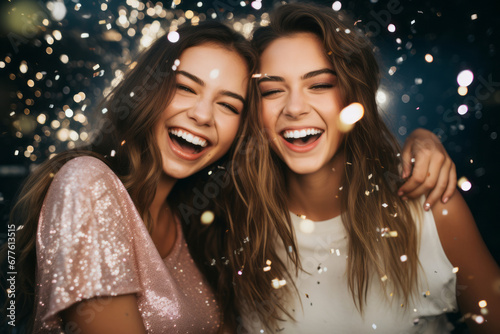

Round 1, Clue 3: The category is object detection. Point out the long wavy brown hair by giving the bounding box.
[0,21,265,332]
[250,2,421,319]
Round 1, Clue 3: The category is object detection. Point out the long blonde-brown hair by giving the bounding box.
[0,22,259,332]
[251,2,420,316]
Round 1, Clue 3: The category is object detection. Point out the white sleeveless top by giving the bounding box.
[243,201,458,333]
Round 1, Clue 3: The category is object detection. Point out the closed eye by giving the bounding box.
[218,102,240,115]
[177,84,196,94]
[261,89,283,97]
[310,84,333,90]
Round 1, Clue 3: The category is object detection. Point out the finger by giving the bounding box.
[400,142,413,180]
[423,160,452,210]
[398,151,431,196]
[403,154,445,200]
[442,162,457,203]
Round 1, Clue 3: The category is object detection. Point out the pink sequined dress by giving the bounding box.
[33,156,221,333]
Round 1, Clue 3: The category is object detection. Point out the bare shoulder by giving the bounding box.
[431,191,500,333]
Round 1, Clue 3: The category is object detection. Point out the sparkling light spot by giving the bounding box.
[332,1,342,11]
[338,102,364,132]
[457,104,468,115]
[425,54,433,63]
[168,31,180,43]
[19,61,28,73]
[209,69,219,79]
[471,14,478,20]
[251,1,262,10]
[478,300,487,308]
[37,114,46,124]
[458,86,468,96]
[53,30,62,40]
[400,255,408,262]
[457,70,474,87]
[452,267,459,273]
[49,0,67,21]
[201,211,215,225]
[299,219,315,234]
[458,176,472,191]
[388,24,396,32]
[474,315,484,324]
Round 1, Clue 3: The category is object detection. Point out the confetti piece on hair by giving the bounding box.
[201,210,215,225]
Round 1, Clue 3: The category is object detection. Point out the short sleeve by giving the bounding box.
[35,156,141,327]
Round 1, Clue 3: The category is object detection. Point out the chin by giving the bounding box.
[284,159,324,175]
[162,163,199,180]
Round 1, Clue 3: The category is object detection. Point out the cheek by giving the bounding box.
[219,117,241,148]
[260,102,277,131]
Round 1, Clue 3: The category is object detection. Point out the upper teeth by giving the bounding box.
[169,129,208,147]
[283,128,323,139]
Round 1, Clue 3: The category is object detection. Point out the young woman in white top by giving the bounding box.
[242,3,500,333]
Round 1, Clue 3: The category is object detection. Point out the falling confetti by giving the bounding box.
[200,210,215,225]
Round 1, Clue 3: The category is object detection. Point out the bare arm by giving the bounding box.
[432,193,500,333]
[61,294,147,334]
[399,128,456,209]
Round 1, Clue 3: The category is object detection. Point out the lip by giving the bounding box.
[279,126,324,153]
[167,126,212,161]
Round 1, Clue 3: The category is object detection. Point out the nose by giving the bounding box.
[187,98,214,126]
[283,89,309,119]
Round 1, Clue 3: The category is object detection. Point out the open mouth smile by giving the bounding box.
[281,128,324,147]
[168,127,210,160]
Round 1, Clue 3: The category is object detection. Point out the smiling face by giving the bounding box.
[259,33,344,175]
[155,43,248,179]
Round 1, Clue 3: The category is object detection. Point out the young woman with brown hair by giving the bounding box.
[240,3,500,333]
[1,21,259,333]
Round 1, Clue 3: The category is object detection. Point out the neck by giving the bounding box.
[149,173,179,258]
[286,150,345,221]
[150,173,177,223]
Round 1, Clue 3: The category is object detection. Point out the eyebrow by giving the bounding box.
[221,90,246,104]
[257,68,336,83]
[177,70,205,86]
[177,70,246,104]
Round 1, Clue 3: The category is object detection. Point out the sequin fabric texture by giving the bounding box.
[33,156,220,333]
